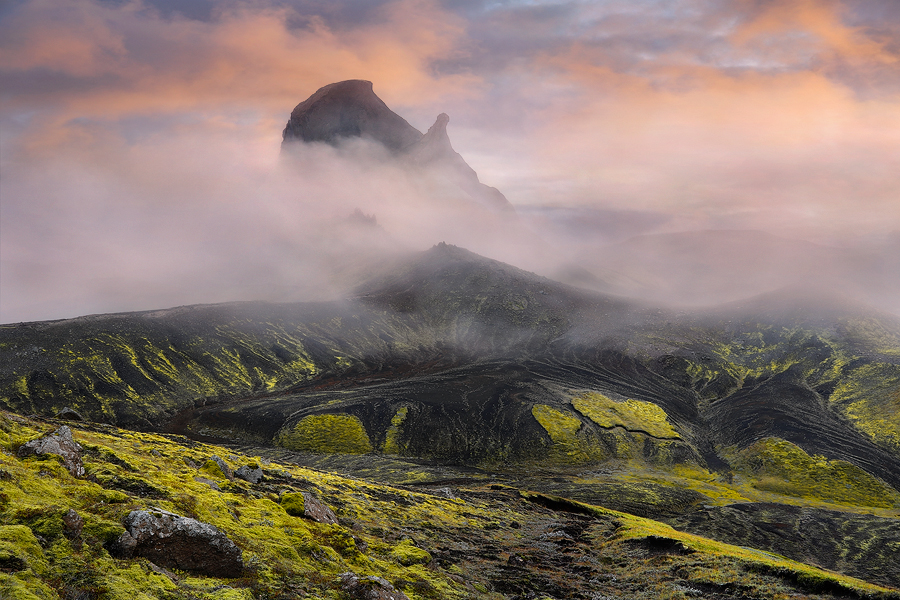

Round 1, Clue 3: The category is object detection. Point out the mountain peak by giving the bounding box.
[281,80,422,151]
[282,81,513,211]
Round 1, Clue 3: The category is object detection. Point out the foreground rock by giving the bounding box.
[340,572,410,600]
[110,509,243,577]
[281,491,339,524]
[17,426,84,477]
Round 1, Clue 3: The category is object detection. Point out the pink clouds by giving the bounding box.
[1,0,899,322]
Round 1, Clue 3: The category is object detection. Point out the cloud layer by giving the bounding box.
[2,0,899,322]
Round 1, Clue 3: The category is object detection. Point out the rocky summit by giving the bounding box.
[1,243,900,599]
[282,80,513,211]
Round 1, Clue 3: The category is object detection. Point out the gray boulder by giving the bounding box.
[235,464,263,484]
[17,426,85,477]
[340,572,410,600]
[110,509,243,577]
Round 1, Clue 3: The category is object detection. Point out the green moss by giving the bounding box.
[200,459,228,480]
[390,539,432,566]
[572,392,680,439]
[532,404,605,465]
[0,526,47,574]
[731,437,900,508]
[0,574,56,600]
[276,414,373,454]
[382,406,408,455]
[829,363,900,451]
[280,492,306,517]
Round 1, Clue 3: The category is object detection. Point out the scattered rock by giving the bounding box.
[433,487,457,499]
[207,455,233,480]
[110,509,243,577]
[280,491,339,524]
[183,457,198,469]
[56,407,84,421]
[340,572,410,600]
[301,492,339,525]
[235,464,263,484]
[62,509,83,539]
[193,476,221,491]
[17,426,85,477]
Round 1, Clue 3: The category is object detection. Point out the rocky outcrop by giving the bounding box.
[282,80,421,151]
[281,491,339,524]
[17,426,84,477]
[340,572,410,600]
[110,509,243,577]
[281,80,513,211]
[235,464,263,484]
[403,113,512,211]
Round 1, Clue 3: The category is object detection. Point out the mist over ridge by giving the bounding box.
[2,76,899,323]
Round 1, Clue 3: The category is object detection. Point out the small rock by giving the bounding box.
[62,509,83,539]
[301,492,339,525]
[235,464,264,484]
[110,509,243,577]
[183,457,198,469]
[208,455,233,480]
[508,553,526,567]
[193,476,221,491]
[56,407,84,421]
[17,426,85,477]
[433,487,457,499]
[340,571,410,600]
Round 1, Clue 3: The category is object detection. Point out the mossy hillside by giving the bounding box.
[729,437,900,509]
[531,403,695,470]
[275,414,373,454]
[0,319,326,428]
[649,325,857,401]
[571,392,680,439]
[829,362,900,452]
[0,412,496,599]
[2,413,899,598]
[519,491,900,599]
[382,406,408,455]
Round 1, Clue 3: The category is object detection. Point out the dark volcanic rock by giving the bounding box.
[404,113,511,211]
[111,509,243,577]
[17,425,85,477]
[340,572,410,600]
[56,406,84,421]
[282,80,421,151]
[281,80,513,211]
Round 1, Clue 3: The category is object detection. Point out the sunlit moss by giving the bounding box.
[829,363,900,451]
[276,414,373,454]
[730,437,900,508]
[382,406,408,455]
[390,539,432,566]
[572,392,679,439]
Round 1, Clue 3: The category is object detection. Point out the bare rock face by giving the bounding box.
[17,426,85,477]
[282,80,422,152]
[110,509,243,577]
[340,572,410,600]
[302,492,339,525]
[281,80,513,212]
[235,464,263,484]
[403,113,512,211]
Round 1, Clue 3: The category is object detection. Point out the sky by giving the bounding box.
[2,0,900,322]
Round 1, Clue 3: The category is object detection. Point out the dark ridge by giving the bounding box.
[281,79,422,151]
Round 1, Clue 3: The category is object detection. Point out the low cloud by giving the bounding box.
[2,0,900,322]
